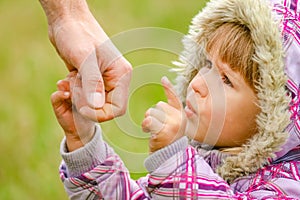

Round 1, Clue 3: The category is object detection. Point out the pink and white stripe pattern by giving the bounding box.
[272,0,300,160]
[60,145,300,199]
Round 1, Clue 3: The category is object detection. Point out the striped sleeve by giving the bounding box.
[59,125,150,199]
[59,126,299,199]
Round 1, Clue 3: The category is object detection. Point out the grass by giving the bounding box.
[0,0,207,199]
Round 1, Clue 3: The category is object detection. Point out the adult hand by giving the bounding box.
[142,77,186,153]
[39,0,132,122]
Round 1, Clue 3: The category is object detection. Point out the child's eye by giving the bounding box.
[205,59,213,68]
[222,75,233,87]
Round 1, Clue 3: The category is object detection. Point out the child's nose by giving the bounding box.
[190,72,209,98]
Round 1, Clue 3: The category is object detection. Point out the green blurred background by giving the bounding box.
[0,0,207,199]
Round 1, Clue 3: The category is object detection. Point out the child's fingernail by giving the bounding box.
[89,92,104,108]
[161,76,169,84]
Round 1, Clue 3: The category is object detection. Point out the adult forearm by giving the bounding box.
[39,0,90,24]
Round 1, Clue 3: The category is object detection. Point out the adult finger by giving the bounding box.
[79,50,105,109]
[161,76,182,110]
[78,77,122,122]
[79,102,121,122]
[96,40,132,117]
[79,74,131,122]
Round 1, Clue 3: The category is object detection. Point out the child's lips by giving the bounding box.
[185,100,196,118]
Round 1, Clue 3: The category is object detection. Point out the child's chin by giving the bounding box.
[185,123,199,140]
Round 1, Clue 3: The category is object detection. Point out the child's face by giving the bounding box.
[184,57,260,147]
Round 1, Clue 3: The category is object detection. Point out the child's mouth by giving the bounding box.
[185,100,196,118]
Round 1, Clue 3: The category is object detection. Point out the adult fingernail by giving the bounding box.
[89,92,104,108]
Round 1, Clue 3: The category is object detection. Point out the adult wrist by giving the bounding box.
[39,0,90,24]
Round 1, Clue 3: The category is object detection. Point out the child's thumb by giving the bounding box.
[161,76,182,110]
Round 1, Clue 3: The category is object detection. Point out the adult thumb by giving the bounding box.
[161,76,182,110]
[79,50,105,109]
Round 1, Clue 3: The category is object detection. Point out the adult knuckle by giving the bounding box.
[123,60,133,71]
[116,106,126,116]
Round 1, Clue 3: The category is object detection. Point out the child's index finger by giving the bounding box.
[57,79,70,92]
[50,91,70,107]
[161,76,182,110]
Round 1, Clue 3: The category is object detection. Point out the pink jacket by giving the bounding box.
[59,0,300,199]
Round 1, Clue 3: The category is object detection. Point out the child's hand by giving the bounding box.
[51,72,96,152]
[142,77,186,153]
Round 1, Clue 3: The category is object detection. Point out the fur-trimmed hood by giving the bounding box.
[174,0,296,182]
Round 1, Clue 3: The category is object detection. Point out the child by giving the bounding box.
[51,0,300,199]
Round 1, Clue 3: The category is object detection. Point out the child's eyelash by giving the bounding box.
[204,60,233,87]
[205,59,213,68]
[222,75,233,87]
